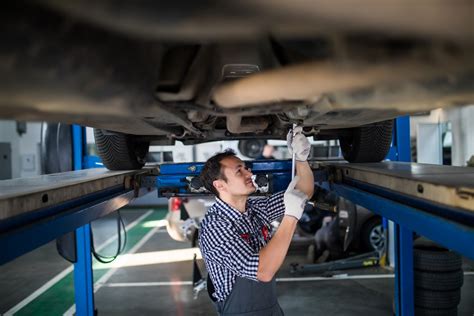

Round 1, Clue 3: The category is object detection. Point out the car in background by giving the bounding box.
[1,2,473,170]
[166,196,213,246]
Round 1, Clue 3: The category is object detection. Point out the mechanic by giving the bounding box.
[199,127,314,315]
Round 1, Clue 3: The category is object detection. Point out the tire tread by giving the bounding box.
[94,129,149,170]
[339,120,393,163]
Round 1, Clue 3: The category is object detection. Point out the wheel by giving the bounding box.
[238,139,267,158]
[414,288,461,309]
[414,270,464,291]
[339,119,393,162]
[360,217,385,252]
[413,246,462,272]
[93,129,149,170]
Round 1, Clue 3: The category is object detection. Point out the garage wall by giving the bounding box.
[0,120,42,179]
[410,104,474,166]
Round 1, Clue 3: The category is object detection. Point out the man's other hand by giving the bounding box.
[287,126,310,161]
[284,176,308,220]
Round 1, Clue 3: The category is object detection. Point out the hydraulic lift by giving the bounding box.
[1,118,473,315]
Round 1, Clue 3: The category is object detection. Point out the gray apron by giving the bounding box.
[207,208,283,315]
[211,276,284,316]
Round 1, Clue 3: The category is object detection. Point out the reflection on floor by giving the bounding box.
[1,208,473,315]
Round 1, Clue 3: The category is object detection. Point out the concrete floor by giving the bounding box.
[1,208,473,315]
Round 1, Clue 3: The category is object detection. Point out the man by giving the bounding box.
[199,127,314,315]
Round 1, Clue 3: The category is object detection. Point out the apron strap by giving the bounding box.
[207,273,217,302]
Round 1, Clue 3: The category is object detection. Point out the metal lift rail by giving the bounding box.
[0,167,158,265]
[318,161,474,255]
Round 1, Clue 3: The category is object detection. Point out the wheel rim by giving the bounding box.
[369,224,385,252]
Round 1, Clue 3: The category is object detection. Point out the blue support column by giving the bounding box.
[394,116,411,162]
[394,225,414,316]
[74,224,95,315]
[391,116,413,316]
[72,125,87,170]
[387,116,411,162]
[72,125,95,316]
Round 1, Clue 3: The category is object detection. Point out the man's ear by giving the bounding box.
[213,179,226,193]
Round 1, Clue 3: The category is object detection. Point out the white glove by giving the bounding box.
[284,176,308,220]
[287,126,310,161]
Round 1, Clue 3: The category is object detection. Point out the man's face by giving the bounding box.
[215,156,256,197]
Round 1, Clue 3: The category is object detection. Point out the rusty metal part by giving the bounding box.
[226,115,269,134]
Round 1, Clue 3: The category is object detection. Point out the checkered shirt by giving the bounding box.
[199,191,285,302]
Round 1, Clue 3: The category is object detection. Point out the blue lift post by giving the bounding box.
[394,116,414,316]
[388,116,414,316]
[72,125,95,316]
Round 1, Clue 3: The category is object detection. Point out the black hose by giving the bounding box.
[90,210,127,264]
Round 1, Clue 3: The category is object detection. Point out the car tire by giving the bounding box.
[393,299,459,316]
[339,119,393,163]
[238,139,267,158]
[413,246,462,272]
[414,307,458,316]
[414,288,461,310]
[94,129,149,170]
[415,270,464,291]
[360,217,385,252]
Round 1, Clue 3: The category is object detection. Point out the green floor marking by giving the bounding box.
[15,208,166,316]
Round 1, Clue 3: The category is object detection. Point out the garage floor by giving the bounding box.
[1,208,473,315]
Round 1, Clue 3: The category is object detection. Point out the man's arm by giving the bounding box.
[257,177,308,282]
[295,160,314,198]
[257,125,315,282]
[257,215,297,282]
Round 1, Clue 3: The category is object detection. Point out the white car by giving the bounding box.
[166,197,213,245]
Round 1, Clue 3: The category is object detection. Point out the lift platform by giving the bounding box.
[318,161,474,253]
[0,168,158,264]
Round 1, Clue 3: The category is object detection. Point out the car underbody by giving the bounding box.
[1,1,473,167]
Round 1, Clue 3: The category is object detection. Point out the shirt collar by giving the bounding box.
[214,196,250,221]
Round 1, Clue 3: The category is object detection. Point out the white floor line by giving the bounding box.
[63,225,160,316]
[277,274,395,282]
[104,281,194,287]
[278,271,474,282]
[100,272,474,288]
[4,210,154,316]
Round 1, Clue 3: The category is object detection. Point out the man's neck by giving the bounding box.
[219,194,248,213]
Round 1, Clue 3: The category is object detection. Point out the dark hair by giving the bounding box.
[200,149,237,196]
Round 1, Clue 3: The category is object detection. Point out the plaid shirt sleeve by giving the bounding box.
[252,191,286,222]
[200,216,260,281]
